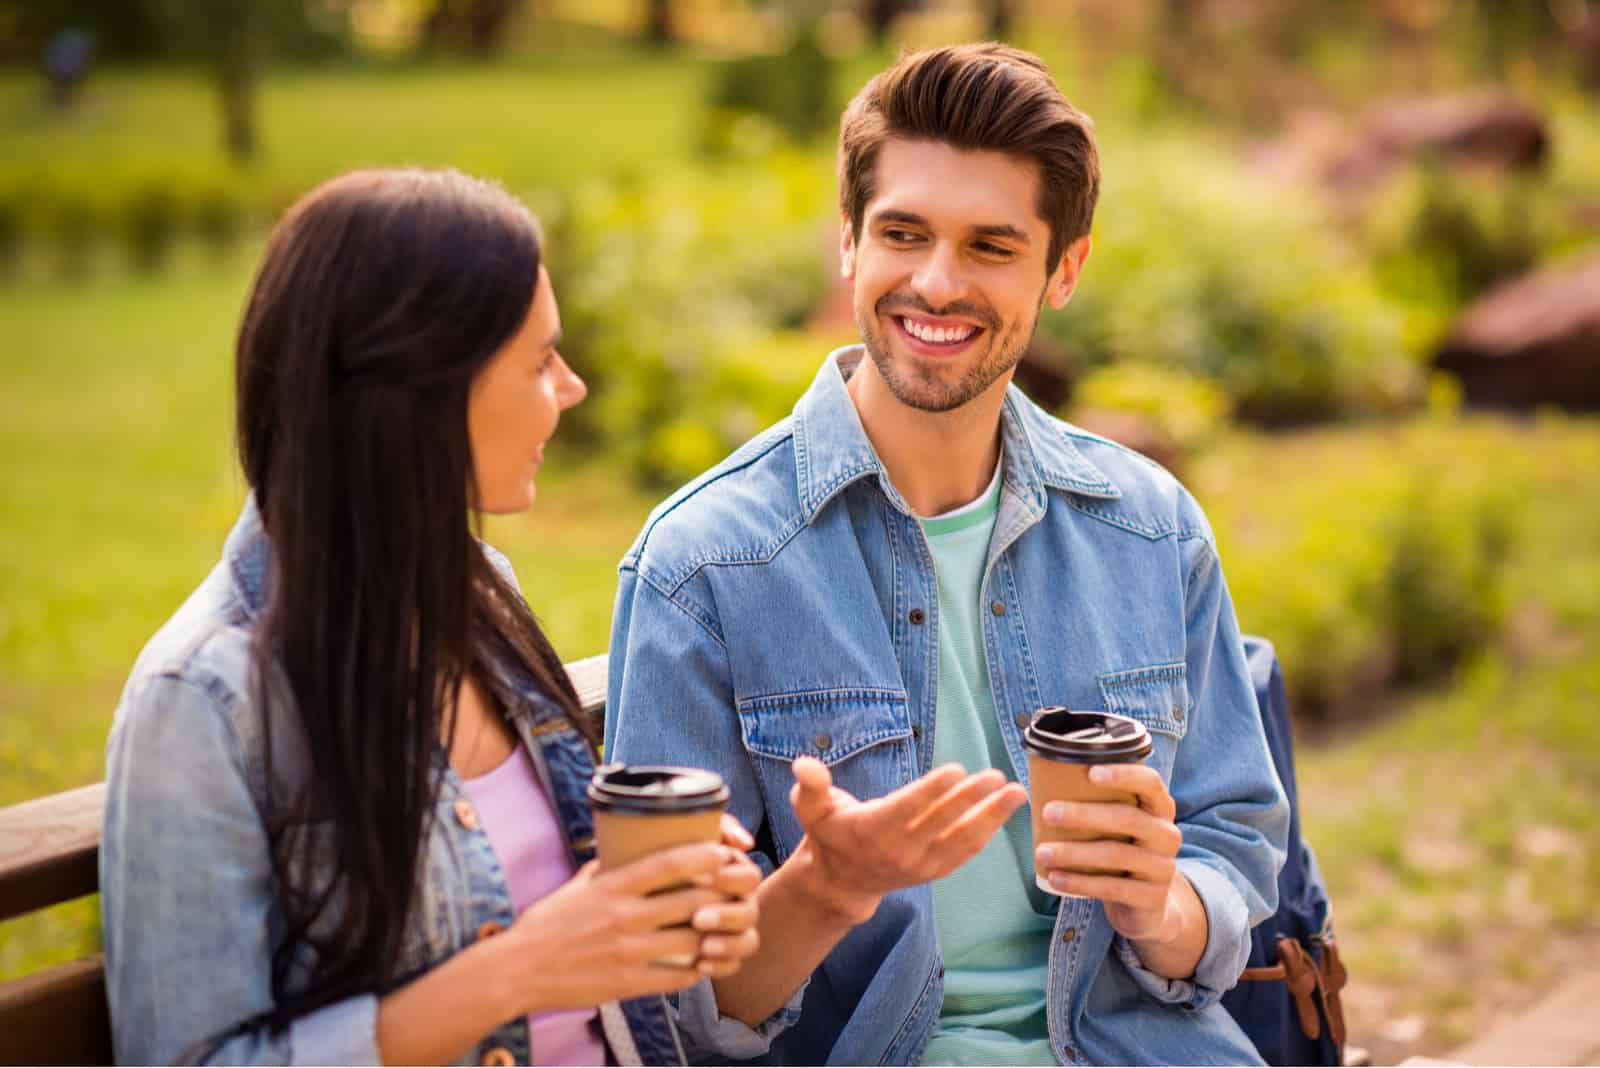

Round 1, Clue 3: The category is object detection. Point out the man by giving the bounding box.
[606,43,1289,1066]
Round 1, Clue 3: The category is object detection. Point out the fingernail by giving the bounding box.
[1089,766,1110,784]
[1045,802,1066,822]
[694,908,720,928]
[701,937,725,955]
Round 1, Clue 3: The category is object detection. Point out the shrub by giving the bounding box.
[1066,362,1232,456]
[1202,419,1519,720]
[1037,132,1422,425]
[550,153,835,485]
[703,25,835,151]
[41,189,100,280]
[120,182,185,273]
[190,175,249,260]
[0,182,22,280]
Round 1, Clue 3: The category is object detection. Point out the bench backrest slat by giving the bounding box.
[0,653,609,1064]
[0,782,106,924]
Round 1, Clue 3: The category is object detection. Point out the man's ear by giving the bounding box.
[839,215,857,280]
[1045,235,1093,310]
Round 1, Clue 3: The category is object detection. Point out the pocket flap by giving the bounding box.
[1097,662,1190,739]
[737,688,912,766]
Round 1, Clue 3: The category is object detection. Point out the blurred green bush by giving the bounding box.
[1040,134,1423,425]
[702,25,835,153]
[1204,421,1517,719]
[548,152,837,486]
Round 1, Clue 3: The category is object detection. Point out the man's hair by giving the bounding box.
[838,42,1100,271]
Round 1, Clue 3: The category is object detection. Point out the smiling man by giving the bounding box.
[605,44,1289,1066]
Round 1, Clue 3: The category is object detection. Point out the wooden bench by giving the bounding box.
[0,654,610,1066]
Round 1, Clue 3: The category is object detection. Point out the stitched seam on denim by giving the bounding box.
[737,687,907,710]
[881,959,942,1066]
[1182,533,1217,591]
[1099,663,1188,737]
[636,568,726,649]
[631,421,794,554]
[1099,662,1187,687]
[739,724,912,762]
[1065,497,1185,540]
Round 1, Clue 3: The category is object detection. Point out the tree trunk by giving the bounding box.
[646,0,673,46]
[988,0,1014,39]
[866,0,904,46]
[217,34,258,161]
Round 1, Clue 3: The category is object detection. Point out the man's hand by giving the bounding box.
[1035,763,1206,976]
[788,756,1028,924]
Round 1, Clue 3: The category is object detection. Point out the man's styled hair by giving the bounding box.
[838,42,1100,270]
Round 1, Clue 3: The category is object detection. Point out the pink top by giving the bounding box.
[464,746,608,1066]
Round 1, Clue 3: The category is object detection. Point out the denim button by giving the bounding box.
[1061,926,1076,943]
[908,608,925,625]
[1062,1045,1075,1062]
[991,600,1006,616]
[453,799,480,831]
[480,1047,514,1067]
[1173,704,1184,720]
[477,921,504,941]
[814,733,832,751]
[1013,711,1029,729]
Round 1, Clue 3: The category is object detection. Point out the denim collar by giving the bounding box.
[224,495,272,622]
[792,345,1121,525]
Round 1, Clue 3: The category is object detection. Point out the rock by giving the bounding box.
[1252,92,1548,205]
[1434,254,1600,411]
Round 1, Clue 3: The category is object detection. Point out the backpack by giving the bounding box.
[1222,636,1349,1066]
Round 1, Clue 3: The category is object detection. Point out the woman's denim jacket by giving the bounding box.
[606,348,1291,1066]
[101,501,689,1066]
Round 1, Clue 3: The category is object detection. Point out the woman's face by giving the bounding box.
[467,266,587,514]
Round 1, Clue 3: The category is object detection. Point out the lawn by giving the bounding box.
[1,53,714,199]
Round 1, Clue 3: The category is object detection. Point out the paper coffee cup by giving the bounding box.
[1023,708,1153,898]
[587,764,731,966]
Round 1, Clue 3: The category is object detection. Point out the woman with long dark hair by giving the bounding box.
[100,168,762,1066]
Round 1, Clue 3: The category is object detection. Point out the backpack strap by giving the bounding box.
[1240,936,1322,1041]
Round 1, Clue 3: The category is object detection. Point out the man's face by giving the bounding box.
[842,138,1088,413]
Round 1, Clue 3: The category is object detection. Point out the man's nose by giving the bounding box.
[910,244,966,310]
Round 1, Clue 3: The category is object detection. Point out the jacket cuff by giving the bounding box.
[673,975,808,1059]
[1114,858,1252,1012]
[288,993,381,1065]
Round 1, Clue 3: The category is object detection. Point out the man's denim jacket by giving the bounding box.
[606,348,1290,1066]
[101,501,688,1066]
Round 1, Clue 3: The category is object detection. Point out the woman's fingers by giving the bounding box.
[628,885,727,930]
[692,896,758,934]
[719,812,755,851]
[602,841,733,896]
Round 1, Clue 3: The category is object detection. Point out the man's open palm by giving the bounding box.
[788,756,1027,920]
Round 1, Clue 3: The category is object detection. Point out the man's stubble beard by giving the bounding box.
[855,297,1043,415]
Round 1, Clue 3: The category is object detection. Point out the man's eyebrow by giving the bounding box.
[973,224,1030,245]
[870,209,928,228]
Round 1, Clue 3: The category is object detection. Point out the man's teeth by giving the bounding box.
[902,317,976,344]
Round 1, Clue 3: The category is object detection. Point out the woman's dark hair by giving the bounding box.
[235,168,594,1023]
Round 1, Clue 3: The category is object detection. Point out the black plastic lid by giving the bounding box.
[1022,707,1153,763]
[587,764,731,814]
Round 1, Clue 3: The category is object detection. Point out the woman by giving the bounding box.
[100,168,762,1066]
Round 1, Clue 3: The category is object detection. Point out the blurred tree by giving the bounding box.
[422,0,528,56]
[645,0,673,45]
[987,0,1015,39]
[863,0,912,46]
[0,0,163,63]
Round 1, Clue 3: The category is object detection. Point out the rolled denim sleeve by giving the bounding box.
[1125,518,1288,1010]
[102,671,382,1066]
[607,562,804,1058]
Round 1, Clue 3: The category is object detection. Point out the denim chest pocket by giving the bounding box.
[1097,663,1190,779]
[737,688,915,858]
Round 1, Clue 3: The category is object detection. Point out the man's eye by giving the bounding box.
[884,229,920,243]
[975,242,1013,257]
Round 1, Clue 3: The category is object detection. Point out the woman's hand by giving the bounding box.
[690,815,764,979]
[504,840,743,1014]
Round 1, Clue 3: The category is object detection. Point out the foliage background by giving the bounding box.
[2,1,1598,1061]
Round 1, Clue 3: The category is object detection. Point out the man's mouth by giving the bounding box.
[891,313,985,354]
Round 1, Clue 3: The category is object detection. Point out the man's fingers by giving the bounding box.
[1085,763,1176,820]
[791,756,841,830]
[691,897,758,935]
[870,763,969,826]
[1037,840,1177,885]
[904,768,1009,837]
[929,783,1027,864]
[1042,800,1181,855]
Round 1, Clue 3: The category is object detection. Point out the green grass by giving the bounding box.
[1,53,714,201]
